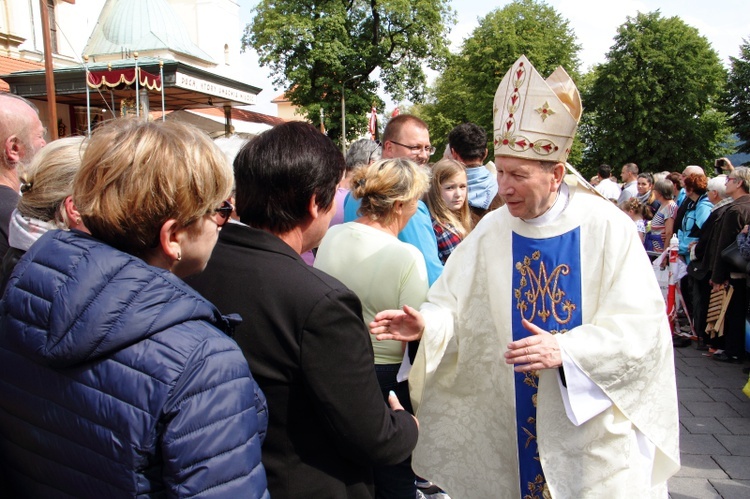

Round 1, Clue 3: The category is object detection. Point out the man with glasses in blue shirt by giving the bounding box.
[382,116,435,165]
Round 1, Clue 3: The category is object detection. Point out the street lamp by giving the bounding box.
[341,74,362,154]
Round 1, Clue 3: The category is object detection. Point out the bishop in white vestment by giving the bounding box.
[370,56,680,499]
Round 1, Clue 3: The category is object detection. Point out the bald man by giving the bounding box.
[0,93,47,256]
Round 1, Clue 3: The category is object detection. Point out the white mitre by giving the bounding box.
[493,55,582,163]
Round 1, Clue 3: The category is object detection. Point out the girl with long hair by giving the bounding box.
[426,158,473,263]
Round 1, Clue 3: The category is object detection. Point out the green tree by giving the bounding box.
[725,37,750,154]
[582,11,730,172]
[243,0,455,146]
[421,0,581,159]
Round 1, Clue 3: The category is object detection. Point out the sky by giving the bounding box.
[238,0,750,115]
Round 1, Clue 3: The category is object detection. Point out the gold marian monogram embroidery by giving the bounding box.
[514,250,574,499]
[514,250,576,324]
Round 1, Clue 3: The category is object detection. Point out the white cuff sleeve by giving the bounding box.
[557,345,612,426]
[556,345,657,476]
[396,348,412,382]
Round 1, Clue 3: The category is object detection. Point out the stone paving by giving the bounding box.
[668,345,750,498]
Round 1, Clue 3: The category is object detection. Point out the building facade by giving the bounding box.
[1,0,273,138]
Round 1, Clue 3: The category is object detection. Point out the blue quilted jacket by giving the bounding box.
[0,230,269,498]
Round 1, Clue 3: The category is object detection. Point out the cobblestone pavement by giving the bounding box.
[669,345,750,498]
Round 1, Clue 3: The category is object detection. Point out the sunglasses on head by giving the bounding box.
[212,200,233,227]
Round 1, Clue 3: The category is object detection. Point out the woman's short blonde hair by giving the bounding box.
[351,158,430,225]
[17,136,85,228]
[74,118,232,256]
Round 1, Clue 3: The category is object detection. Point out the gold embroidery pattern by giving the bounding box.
[514,249,575,499]
[524,474,551,499]
[521,371,539,452]
[521,371,547,497]
[514,250,577,324]
[535,101,556,121]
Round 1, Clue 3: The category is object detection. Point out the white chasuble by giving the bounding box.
[409,177,680,499]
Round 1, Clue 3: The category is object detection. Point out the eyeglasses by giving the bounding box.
[368,142,382,163]
[211,200,234,227]
[726,177,740,184]
[388,140,436,156]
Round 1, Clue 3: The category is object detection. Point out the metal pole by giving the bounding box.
[160,60,165,121]
[340,87,346,154]
[134,52,140,118]
[107,62,113,119]
[84,55,91,136]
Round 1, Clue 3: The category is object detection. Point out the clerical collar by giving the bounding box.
[524,182,570,226]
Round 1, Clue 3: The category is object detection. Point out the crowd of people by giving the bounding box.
[0,55,690,498]
[593,156,750,367]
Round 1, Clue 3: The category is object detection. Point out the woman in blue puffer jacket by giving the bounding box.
[0,119,269,498]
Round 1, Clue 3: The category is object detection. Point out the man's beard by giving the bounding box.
[13,141,41,185]
[17,137,42,170]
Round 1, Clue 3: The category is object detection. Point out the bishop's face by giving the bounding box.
[496,156,564,220]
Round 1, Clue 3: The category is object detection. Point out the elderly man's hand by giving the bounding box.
[370,305,425,342]
[504,319,562,372]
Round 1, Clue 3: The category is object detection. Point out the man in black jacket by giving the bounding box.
[186,121,418,498]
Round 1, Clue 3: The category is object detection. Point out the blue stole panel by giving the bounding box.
[511,228,583,498]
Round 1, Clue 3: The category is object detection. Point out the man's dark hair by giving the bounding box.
[666,172,682,190]
[234,121,344,234]
[382,114,428,143]
[598,164,612,179]
[448,122,487,162]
